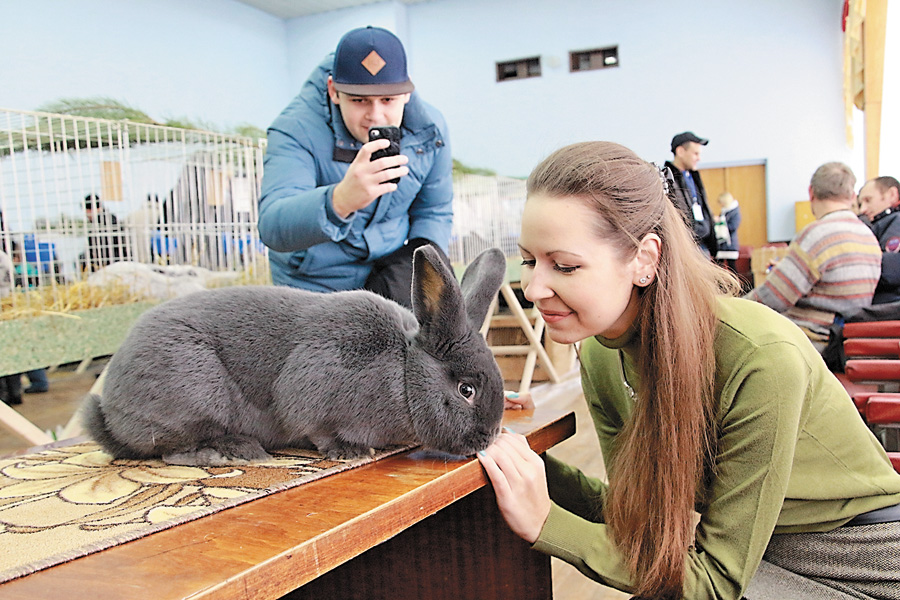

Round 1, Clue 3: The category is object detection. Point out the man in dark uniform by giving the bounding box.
[664,131,718,257]
[859,176,900,304]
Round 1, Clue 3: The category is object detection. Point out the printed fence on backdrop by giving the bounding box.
[0,107,525,319]
[449,173,526,267]
[0,106,528,319]
[0,108,269,317]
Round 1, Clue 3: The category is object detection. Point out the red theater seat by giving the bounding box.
[865,395,900,426]
[889,453,900,472]
[838,317,900,469]
[843,321,900,338]
[845,359,900,384]
[857,395,900,467]
[844,338,900,358]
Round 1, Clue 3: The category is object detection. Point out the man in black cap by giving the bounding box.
[259,26,453,308]
[664,132,718,257]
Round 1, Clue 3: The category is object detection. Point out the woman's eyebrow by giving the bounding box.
[517,244,583,260]
[548,250,584,259]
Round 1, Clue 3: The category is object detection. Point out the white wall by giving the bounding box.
[284,1,409,96]
[0,0,883,242]
[406,0,853,242]
[0,0,290,132]
[882,1,900,177]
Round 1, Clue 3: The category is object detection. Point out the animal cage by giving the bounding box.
[448,173,526,267]
[0,107,268,316]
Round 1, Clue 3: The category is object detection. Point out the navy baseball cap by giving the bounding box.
[671,131,708,153]
[332,26,415,96]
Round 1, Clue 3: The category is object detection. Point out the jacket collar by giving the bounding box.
[664,160,695,177]
[872,206,899,223]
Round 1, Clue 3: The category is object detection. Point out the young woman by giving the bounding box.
[479,141,900,600]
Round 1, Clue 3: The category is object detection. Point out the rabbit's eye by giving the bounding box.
[458,382,476,404]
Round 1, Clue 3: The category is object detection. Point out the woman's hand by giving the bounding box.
[504,390,535,410]
[477,430,551,544]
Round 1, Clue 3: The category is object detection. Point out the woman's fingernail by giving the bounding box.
[478,450,486,457]
[505,392,519,399]
[503,427,513,433]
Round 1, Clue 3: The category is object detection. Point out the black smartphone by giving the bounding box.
[368,125,402,184]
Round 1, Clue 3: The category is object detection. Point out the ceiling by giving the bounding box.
[234,0,426,20]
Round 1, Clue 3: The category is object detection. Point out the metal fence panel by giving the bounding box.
[0,108,268,315]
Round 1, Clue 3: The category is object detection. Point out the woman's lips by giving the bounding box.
[538,309,571,324]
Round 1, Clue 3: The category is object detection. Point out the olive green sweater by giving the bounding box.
[534,297,900,599]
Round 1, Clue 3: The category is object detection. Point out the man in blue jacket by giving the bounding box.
[258,26,453,308]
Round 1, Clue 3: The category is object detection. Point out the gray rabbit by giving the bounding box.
[83,246,507,465]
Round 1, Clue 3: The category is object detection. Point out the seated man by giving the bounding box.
[858,176,900,304]
[745,162,881,352]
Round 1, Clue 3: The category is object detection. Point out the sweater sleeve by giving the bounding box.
[533,341,810,600]
[744,241,817,313]
[541,355,614,522]
[543,453,608,521]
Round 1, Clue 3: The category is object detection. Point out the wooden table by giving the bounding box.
[0,406,575,600]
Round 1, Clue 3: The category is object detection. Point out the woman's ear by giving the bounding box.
[633,233,661,286]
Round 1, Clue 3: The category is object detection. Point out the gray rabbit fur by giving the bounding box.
[83,246,507,466]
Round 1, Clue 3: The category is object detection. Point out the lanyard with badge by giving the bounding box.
[684,171,705,222]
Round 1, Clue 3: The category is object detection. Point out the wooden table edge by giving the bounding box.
[203,409,576,599]
[1,409,576,600]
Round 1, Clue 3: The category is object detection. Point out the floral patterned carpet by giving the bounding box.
[0,440,408,583]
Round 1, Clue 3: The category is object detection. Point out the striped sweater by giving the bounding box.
[745,210,881,343]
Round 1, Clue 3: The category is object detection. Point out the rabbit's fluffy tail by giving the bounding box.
[81,394,137,458]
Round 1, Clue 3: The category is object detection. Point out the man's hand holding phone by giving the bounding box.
[331,125,407,219]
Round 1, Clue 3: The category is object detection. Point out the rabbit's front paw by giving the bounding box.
[164,448,234,466]
[314,438,375,461]
[163,435,272,466]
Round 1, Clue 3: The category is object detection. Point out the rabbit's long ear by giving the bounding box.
[411,246,506,339]
[411,245,468,342]
[459,248,506,329]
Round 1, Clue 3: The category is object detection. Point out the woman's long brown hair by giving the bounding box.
[527,142,740,599]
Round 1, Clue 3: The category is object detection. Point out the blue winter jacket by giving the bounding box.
[258,55,453,292]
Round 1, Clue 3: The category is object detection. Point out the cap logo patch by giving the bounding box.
[361,50,386,76]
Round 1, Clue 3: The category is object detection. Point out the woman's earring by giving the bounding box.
[639,274,653,285]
